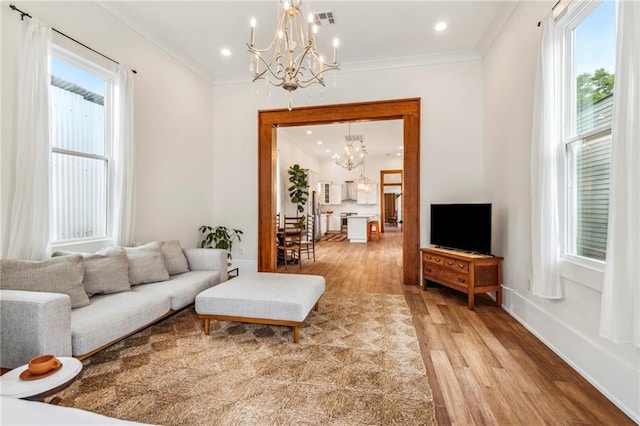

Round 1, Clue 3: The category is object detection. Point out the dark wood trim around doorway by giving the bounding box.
[257,98,420,285]
[379,169,403,233]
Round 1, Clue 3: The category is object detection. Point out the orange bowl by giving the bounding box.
[28,354,58,375]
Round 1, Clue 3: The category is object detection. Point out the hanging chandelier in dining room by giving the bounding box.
[248,0,340,109]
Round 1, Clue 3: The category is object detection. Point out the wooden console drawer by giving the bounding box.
[423,264,469,292]
[441,256,469,273]
[423,263,466,282]
[424,253,470,273]
[422,253,443,265]
[420,247,502,310]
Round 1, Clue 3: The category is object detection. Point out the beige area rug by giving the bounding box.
[57,292,436,425]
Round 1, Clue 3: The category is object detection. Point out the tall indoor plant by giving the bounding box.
[288,164,309,216]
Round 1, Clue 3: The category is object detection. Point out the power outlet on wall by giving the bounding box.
[239,248,245,255]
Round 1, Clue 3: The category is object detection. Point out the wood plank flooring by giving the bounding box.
[278,228,634,425]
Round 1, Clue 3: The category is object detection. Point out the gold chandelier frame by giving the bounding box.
[248,0,340,99]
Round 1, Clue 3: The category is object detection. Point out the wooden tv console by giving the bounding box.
[420,247,502,310]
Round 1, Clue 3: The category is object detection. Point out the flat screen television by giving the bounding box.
[430,203,492,254]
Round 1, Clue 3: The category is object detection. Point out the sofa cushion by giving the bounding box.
[124,242,169,285]
[159,240,189,275]
[53,248,130,297]
[132,270,222,311]
[70,290,170,356]
[0,256,89,309]
[1,396,150,425]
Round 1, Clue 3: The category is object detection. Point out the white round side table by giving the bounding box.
[0,357,82,403]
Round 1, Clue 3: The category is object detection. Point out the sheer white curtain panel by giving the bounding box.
[530,14,563,299]
[110,65,136,246]
[599,1,640,347]
[7,19,52,260]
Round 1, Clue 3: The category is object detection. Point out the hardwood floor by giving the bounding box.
[277,228,634,425]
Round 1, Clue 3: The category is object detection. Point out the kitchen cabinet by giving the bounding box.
[319,182,342,205]
[357,183,378,205]
[328,214,341,232]
[320,214,328,235]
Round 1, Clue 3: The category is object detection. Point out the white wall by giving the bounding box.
[0,2,215,254]
[277,131,320,218]
[483,1,639,421]
[212,59,486,268]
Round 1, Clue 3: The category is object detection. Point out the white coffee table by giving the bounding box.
[0,357,82,403]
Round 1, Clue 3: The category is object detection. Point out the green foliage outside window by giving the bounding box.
[577,68,614,110]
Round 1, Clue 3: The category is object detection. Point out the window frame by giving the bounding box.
[49,36,117,249]
[557,0,614,275]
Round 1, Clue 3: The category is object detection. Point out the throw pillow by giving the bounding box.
[159,240,190,275]
[53,248,131,297]
[124,242,170,285]
[0,255,89,308]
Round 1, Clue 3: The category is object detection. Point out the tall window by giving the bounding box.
[50,48,115,243]
[561,1,616,262]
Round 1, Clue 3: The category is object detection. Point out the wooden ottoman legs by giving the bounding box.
[199,314,312,343]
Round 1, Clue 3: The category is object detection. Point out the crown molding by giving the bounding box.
[477,1,521,57]
[212,49,483,87]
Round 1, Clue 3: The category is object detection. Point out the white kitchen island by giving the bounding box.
[347,215,373,243]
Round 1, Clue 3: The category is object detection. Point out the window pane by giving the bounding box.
[51,153,107,241]
[574,1,615,136]
[51,58,106,155]
[566,134,611,261]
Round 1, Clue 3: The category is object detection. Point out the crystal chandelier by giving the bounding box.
[354,168,371,194]
[248,0,340,109]
[333,125,366,171]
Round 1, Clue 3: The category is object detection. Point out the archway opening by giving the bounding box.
[257,98,420,284]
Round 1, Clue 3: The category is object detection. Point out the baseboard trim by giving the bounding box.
[502,286,639,423]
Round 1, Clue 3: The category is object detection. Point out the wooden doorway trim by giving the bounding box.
[258,98,420,285]
[379,169,403,233]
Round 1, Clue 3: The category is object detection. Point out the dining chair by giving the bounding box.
[277,216,303,269]
[299,214,316,262]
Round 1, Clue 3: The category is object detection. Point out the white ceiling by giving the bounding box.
[97,1,516,159]
[99,1,516,84]
[279,119,404,161]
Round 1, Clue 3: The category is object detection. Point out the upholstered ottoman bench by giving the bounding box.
[195,272,325,343]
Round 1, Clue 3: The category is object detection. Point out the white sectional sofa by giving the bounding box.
[1,396,152,425]
[0,241,228,369]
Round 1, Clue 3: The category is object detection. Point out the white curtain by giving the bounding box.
[7,19,52,260]
[599,1,640,347]
[110,65,136,246]
[530,14,562,299]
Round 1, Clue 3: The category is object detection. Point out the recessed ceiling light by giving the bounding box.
[397,152,402,156]
[220,48,231,56]
[434,22,447,32]
[317,141,323,145]
[398,145,403,150]
[325,149,330,153]
[306,130,313,135]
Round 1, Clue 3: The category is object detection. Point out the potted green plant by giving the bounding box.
[288,164,309,217]
[199,226,243,261]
